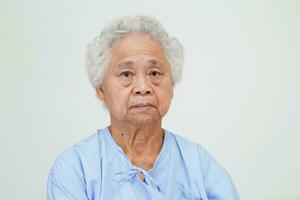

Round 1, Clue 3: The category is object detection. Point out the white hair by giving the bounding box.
[85,15,184,89]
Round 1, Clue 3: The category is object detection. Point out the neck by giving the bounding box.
[109,119,164,155]
[108,119,164,170]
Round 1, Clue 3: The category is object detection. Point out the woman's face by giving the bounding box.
[96,33,174,125]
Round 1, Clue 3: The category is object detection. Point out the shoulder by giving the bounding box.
[167,130,215,165]
[47,130,102,199]
[166,130,233,194]
[49,129,102,177]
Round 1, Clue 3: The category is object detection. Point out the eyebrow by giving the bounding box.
[116,61,135,68]
[116,59,164,69]
[147,59,163,66]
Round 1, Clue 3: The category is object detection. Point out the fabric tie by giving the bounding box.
[114,166,165,200]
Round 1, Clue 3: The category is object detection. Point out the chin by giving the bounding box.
[127,115,161,125]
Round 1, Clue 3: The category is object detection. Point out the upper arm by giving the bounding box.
[47,172,88,200]
[197,145,239,200]
[47,148,89,200]
[207,172,239,200]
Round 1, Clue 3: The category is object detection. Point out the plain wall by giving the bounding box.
[0,0,299,199]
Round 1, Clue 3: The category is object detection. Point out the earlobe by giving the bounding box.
[96,86,105,101]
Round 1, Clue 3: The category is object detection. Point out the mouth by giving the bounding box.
[131,103,155,109]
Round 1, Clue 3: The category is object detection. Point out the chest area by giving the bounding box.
[90,155,206,200]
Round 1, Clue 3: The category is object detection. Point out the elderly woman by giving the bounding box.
[47,16,239,200]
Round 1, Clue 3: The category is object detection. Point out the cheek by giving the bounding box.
[157,86,173,113]
[109,89,131,113]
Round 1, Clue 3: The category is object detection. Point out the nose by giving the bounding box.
[133,74,152,95]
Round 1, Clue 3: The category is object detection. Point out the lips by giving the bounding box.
[131,103,155,108]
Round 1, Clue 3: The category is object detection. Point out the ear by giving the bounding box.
[96,85,105,102]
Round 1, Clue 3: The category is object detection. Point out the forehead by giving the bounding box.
[108,33,168,67]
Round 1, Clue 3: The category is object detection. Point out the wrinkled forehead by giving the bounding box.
[107,33,169,66]
[113,59,167,73]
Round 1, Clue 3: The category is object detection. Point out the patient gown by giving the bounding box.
[47,127,239,200]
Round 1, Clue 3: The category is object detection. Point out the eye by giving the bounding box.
[120,71,133,78]
[149,71,161,77]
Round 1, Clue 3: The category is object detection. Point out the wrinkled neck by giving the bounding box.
[108,120,164,170]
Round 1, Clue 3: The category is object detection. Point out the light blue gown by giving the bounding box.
[47,127,239,200]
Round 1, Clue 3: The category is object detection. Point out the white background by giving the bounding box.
[0,0,299,199]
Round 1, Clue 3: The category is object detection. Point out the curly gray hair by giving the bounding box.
[85,15,184,89]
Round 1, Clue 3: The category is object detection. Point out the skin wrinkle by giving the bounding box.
[96,33,173,172]
[116,59,164,69]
